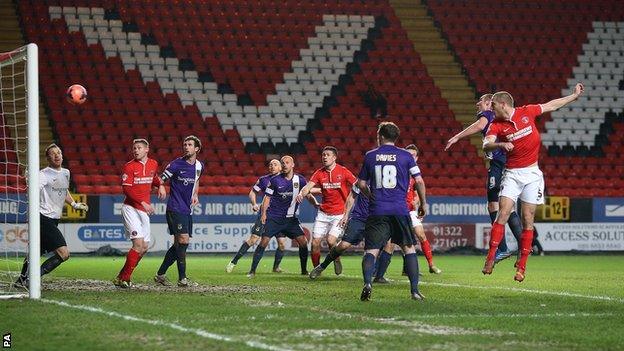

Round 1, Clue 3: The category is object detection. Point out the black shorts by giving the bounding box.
[487,159,505,203]
[363,215,416,250]
[341,218,366,245]
[263,217,304,239]
[40,214,66,254]
[166,211,193,237]
[251,215,285,238]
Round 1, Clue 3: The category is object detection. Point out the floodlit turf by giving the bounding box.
[1,255,623,350]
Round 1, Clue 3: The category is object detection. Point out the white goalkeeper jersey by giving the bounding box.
[39,167,70,219]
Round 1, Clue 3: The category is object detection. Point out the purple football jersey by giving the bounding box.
[358,144,421,216]
[479,110,506,163]
[349,184,369,221]
[252,174,274,194]
[162,157,203,215]
[264,173,307,219]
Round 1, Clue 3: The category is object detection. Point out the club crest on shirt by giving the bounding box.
[522,116,529,124]
[177,223,183,230]
[122,174,128,181]
[293,183,299,189]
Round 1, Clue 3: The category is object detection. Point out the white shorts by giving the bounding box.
[409,211,422,227]
[122,204,152,242]
[499,166,545,205]
[312,210,343,239]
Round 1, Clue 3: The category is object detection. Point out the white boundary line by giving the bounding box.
[41,299,291,351]
[341,274,624,303]
[403,312,615,319]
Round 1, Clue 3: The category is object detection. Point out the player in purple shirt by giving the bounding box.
[445,94,523,262]
[226,159,289,274]
[154,135,203,287]
[357,122,427,301]
[247,155,319,277]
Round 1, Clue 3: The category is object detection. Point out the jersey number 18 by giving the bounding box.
[374,165,397,189]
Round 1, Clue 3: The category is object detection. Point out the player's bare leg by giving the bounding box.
[483,197,514,275]
[272,236,287,273]
[115,238,148,288]
[413,224,441,274]
[401,244,424,300]
[227,234,261,273]
[248,236,271,278]
[310,240,351,279]
[514,202,537,282]
[326,235,342,275]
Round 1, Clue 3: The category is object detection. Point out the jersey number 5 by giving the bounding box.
[374,165,397,189]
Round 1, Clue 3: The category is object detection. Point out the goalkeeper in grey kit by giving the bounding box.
[14,144,89,288]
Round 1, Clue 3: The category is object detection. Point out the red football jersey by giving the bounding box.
[486,104,542,169]
[310,164,356,215]
[121,158,162,212]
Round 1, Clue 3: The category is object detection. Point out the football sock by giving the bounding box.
[508,211,523,243]
[487,223,505,262]
[517,229,534,271]
[374,250,392,279]
[118,248,141,281]
[157,245,177,275]
[19,258,28,279]
[404,253,420,294]
[273,248,284,270]
[320,246,343,269]
[40,253,64,276]
[489,211,498,224]
[249,245,266,273]
[420,239,434,267]
[175,243,189,280]
[362,253,376,286]
[490,211,508,252]
[311,250,321,267]
[298,245,309,273]
[231,242,250,264]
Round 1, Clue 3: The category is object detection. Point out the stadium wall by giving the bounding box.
[1,195,623,253]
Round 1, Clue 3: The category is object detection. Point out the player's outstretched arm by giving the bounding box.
[296,181,316,203]
[483,135,513,153]
[338,189,356,228]
[260,195,271,224]
[356,178,371,198]
[445,117,489,151]
[540,83,584,113]
[413,175,427,218]
[249,188,259,212]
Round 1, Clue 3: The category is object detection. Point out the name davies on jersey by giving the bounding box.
[376,154,397,162]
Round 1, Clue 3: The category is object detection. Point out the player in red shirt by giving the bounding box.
[405,145,441,274]
[372,144,440,283]
[482,83,584,282]
[297,146,356,275]
[113,139,166,288]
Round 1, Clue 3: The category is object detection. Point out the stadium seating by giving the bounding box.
[16,0,623,197]
[426,0,624,197]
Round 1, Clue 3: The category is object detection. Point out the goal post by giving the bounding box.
[0,43,39,299]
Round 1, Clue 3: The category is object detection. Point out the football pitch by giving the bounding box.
[1,255,623,350]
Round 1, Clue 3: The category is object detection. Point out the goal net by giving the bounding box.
[0,44,40,299]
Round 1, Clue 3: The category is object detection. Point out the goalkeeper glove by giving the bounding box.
[71,202,89,211]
